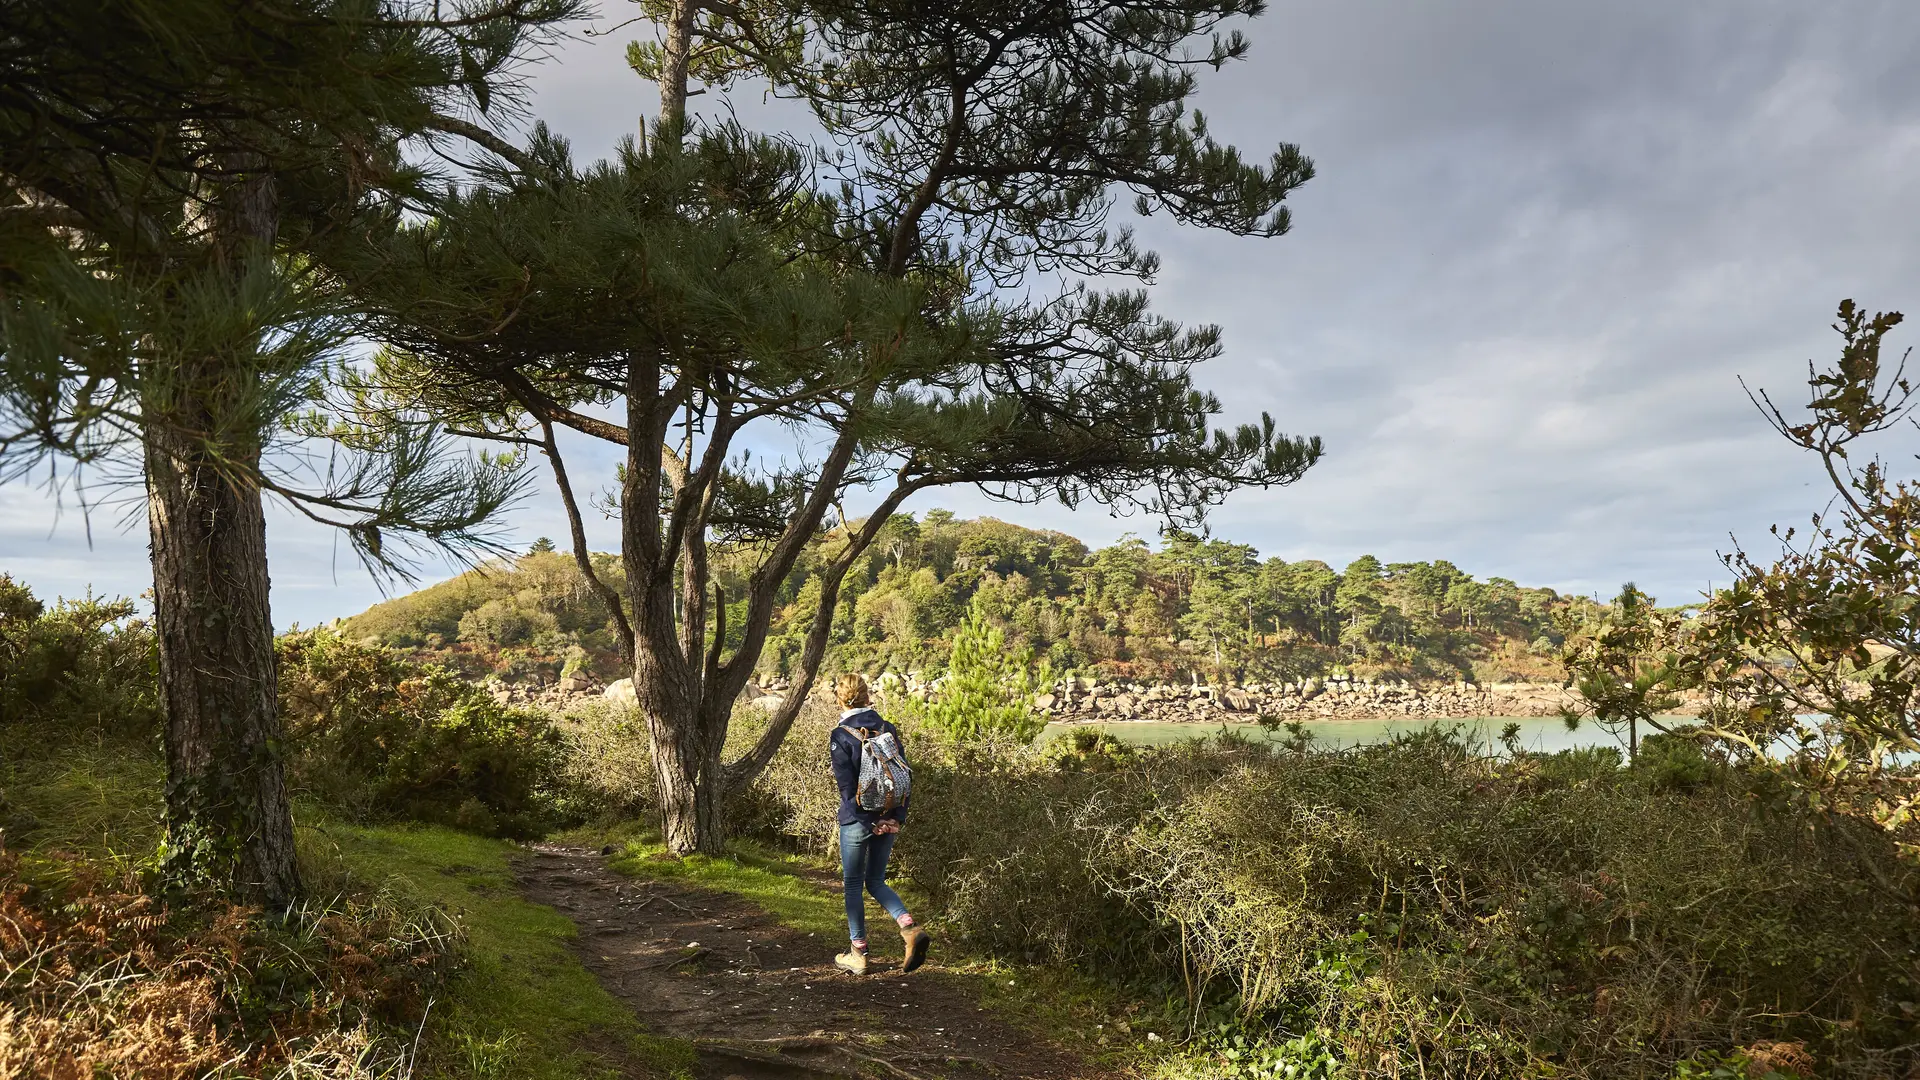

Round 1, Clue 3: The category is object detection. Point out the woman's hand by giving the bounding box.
[874,819,901,835]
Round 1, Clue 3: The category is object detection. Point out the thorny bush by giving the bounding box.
[0,574,158,735]
[277,630,574,838]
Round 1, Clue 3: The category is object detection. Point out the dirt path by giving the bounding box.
[514,845,1098,1080]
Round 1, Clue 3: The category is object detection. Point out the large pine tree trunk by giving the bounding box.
[146,156,299,911]
[635,652,726,853]
[146,421,300,911]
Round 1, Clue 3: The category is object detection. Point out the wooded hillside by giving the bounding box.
[343,513,1599,687]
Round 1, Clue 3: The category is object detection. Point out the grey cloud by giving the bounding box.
[6,1,1919,623]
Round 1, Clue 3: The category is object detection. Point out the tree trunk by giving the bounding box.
[657,0,695,132]
[146,153,299,911]
[146,421,300,911]
[635,651,725,853]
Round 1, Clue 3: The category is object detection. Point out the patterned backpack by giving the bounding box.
[850,724,912,812]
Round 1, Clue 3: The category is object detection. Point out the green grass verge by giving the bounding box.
[605,833,847,939]
[0,725,164,877]
[306,820,697,1080]
[2,724,694,1080]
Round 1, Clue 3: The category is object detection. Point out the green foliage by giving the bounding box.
[458,596,554,648]
[1663,301,1920,858]
[1559,583,1685,759]
[344,550,628,680]
[1040,728,1141,773]
[923,597,1053,742]
[0,575,157,736]
[0,0,561,579]
[552,700,658,823]
[348,515,1587,687]
[893,732,1919,1079]
[277,630,572,838]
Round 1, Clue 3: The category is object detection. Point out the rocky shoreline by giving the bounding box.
[494,671,1601,724]
[1035,674,1587,723]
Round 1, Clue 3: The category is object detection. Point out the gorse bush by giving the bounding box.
[730,700,851,852]
[891,730,1919,1080]
[552,699,658,822]
[0,575,158,735]
[277,631,572,838]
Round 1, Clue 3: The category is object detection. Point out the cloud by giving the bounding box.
[6,1,1919,623]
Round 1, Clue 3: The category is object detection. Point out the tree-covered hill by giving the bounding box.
[341,512,1600,687]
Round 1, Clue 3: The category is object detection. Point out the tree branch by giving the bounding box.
[539,415,635,666]
[422,113,539,174]
[723,468,928,790]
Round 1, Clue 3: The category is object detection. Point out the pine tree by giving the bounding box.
[0,0,574,908]
[926,599,1052,744]
[346,0,1322,854]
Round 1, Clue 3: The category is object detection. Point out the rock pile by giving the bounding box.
[491,670,1591,725]
[588,676,798,714]
[1040,674,1583,723]
[485,668,603,710]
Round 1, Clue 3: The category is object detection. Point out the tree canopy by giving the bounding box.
[331,0,1326,854]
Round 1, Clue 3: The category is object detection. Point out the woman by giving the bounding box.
[829,672,930,975]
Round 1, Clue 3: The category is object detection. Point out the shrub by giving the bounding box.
[552,700,657,822]
[899,730,1920,1079]
[729,700,844,852]
[1038,727,1139,772]
[457,597,546,647]
[0,575,158,736]
[277,631,570,837]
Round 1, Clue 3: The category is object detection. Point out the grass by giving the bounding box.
[594,825,1159,1074]
[305,820,700,1080]
[603,831,847,939]
[2,722,696,1080]
[0,724,164,876]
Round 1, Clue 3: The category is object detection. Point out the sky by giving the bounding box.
[5,0,1920,627]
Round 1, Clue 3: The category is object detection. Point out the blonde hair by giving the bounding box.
[835,672,871,709]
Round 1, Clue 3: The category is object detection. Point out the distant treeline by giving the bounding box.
[344,513,1601,687]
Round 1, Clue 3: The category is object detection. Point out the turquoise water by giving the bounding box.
[1039,715,1655,755]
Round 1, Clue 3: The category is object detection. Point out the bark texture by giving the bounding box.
[148,157,300,910]
[146,423,299,910]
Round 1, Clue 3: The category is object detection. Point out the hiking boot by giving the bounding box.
[834,949,869,976]
[901,926,931,973]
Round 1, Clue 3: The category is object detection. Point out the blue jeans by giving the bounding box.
[839,821,909,944]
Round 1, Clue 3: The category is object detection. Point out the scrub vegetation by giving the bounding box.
[0,576,680,1079]
[5,0,1917,1074]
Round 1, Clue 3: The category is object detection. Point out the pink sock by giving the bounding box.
[850,938,867,952]
[896,914,915,929]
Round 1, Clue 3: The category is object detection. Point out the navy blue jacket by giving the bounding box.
[830,708,908,826]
